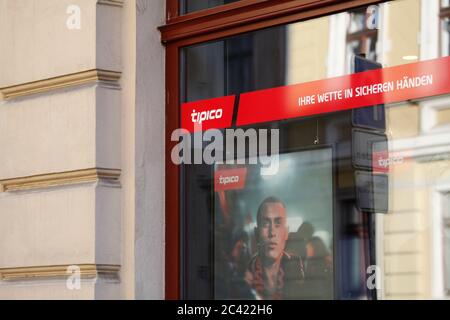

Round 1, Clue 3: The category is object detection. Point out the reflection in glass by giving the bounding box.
[182,28,286,102]
[346,7,378,62]
[348,8,367,33]
[445,195,450,295]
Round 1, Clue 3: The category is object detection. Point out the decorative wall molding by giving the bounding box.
[0,168,121,192]
[97,0,124,7]
[0,264,121,281]
[0,69,122,100]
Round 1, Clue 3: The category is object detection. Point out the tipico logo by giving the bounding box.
[191,109,223,124]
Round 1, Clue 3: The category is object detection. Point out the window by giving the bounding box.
[441,0,450,56]
[346,7,378,62]
[179,0,242,14]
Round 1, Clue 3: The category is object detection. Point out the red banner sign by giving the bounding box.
[181,95,235,132]
[236,56,450,126]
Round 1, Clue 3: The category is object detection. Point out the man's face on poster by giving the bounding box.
[257,202,289,262]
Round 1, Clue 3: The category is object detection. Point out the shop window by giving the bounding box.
[179,0,241,14]
[346,7,378,62]
[441,0,450,56]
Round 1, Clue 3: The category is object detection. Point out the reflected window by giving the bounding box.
[441,0,450,56]
[180,0,242,14]
[214,149,334,300]
[445,194,450,295]
[346,7,378,62]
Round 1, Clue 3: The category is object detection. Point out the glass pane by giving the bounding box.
[214,149,334,299]
[180,0,242,15]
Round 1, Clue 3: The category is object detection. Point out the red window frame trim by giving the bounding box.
[161,0,388,300]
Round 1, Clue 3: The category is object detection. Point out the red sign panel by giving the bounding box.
[181,95,235,132]
[237,56,450,126]
[214,167,248,191]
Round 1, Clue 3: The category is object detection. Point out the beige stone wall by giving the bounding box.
[120,0,137,300]
[134,0,165,299]
[384,98,450,299]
